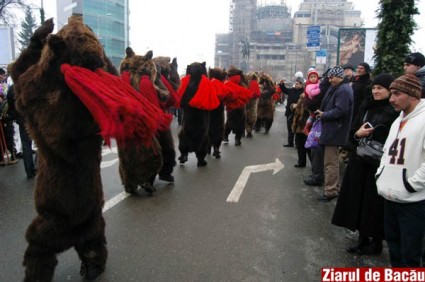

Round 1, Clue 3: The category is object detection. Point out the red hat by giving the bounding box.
[307,69,319,81]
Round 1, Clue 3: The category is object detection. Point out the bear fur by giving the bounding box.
[10,17,108,281]
[178,62,210,167]
[118,49,164,194]
[245,72,260,138]
[207,67,227,158]
[224,66,248,146]
[255,73,276,134]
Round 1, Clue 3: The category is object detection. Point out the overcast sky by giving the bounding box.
[24,0,425,73]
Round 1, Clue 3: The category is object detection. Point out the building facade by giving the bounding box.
[56,0,129,68]
[215,0,363,81]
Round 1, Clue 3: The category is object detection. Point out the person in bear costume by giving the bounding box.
[118,49,166,194]
[245,72,261,138]
[208,67,231,158]
[10,17,165,281]
[223,66,252,146]
[177,62,219,167]
[255,72,276,134]
[9,17,108,281]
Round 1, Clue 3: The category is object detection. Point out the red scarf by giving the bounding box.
[249,80,261,99]
[61,64,171,146]
[177,74,220,110]
[224,76,253,110]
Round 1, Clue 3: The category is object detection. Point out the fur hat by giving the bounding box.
[404,52,425,67]
[327,66,344,78]
[227,65,243,77]
[372,73,394,90]
[390,74,422,99]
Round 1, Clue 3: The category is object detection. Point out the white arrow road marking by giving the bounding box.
[226,158,284,203]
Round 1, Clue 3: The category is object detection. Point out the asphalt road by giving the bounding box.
[0,104,390,282]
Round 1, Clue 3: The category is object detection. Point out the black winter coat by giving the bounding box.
[331,97,398,237]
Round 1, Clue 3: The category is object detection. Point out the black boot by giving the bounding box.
[346,235,370,254]
[358,238,383,255]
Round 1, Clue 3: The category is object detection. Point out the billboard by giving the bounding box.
[0,25,15,66]
[337,28,377,68]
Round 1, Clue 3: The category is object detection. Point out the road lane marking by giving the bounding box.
[226,158,284,203]
[103,191,130,213]
[101,158,119,168]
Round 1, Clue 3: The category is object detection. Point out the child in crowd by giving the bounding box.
[303,69,320,134]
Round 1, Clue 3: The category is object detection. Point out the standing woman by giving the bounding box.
[331,73,399,255]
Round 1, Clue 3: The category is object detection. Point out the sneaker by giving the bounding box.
[304,176,323,186]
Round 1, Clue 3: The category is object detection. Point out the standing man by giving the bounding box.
[279,77,304,147]
[342,64,355,84]
[376,74,425,267]
[403,52,425,97]
[315,66,353,201]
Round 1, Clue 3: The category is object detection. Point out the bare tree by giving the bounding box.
[0,0,26,25]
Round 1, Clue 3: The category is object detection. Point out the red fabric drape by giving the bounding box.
[249,80,261,99]
[210,78,232,101]
[224,78,253,111]
[139,75,160,108]
[177,74,220,110]
[160,75,179,109]
[61,64,171,146]
[188,75,220,110]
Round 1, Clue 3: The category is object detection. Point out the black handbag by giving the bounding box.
[355,124,386,166]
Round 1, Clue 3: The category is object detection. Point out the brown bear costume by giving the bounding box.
[255,73,276,134]
[207,67,228,158]
[118,49,164,194]
[10,17,115,281]
[245,72,261,138]
[178,62,219,167]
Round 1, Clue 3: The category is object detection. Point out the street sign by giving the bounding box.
[316,49,327,64]
[307,25,321,50]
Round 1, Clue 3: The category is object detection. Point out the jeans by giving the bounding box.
[384,199,425,267]
[310,145,324,182]
[18,121,36,177]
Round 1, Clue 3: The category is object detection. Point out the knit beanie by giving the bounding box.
[342,64,355,71]
[327,66,344,78]
[372,73,394,90]
[358,62,371,73]
[307,69,319,80]
[404,52,425,67]
[389,74,422,99]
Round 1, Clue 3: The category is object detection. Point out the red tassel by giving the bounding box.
[210,78,232,101]
[61,64,171,147]
[139,75,160,108]
[176,75,190,108]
